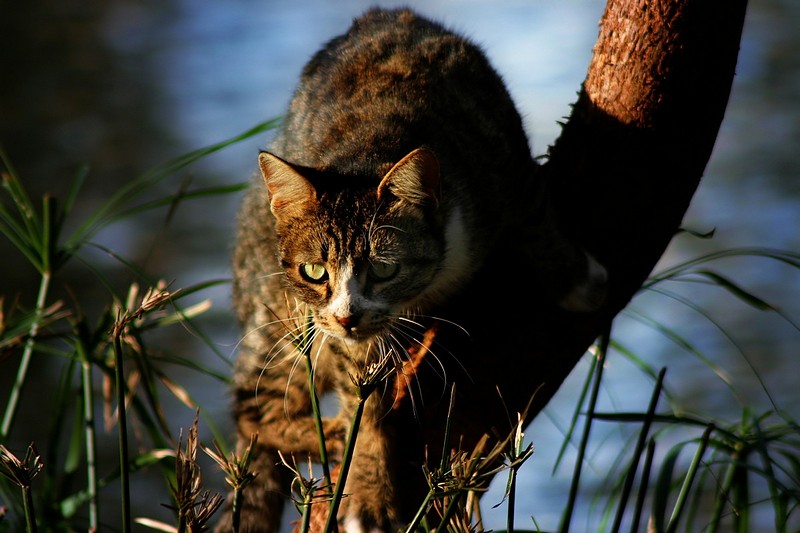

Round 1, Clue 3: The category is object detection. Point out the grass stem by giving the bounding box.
[560,325,611,533]
[324,396,367,533]
[113,314,132,533]
[1,271,51,439]
[79,344,99,530]
[303,349,332,490]
[434,493,462,533]
[298,311,333,491]
[298,482,313,533]
[405,490,434,533]
[22,484,38,533]
[507,465,517,533]
[611,367,666,533]
[629,438,656,533]
[665,424,714,533]
[232,486,244,533]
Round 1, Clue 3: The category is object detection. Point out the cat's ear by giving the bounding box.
[258,152,317,218]
[377,148,440,209]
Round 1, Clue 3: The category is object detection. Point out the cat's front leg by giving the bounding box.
[236,412,347,462]
[337,421,402,533]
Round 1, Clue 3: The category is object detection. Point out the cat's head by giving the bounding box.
[260,148,451,342]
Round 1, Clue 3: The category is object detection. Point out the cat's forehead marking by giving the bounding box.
[318,201,381,261]
[327,261,363,318]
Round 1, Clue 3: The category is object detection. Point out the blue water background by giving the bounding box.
[1,0,799,530]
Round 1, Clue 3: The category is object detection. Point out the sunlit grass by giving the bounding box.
[0,124,798,532]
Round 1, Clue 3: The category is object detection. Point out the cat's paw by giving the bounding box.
[558,251,608,312]
[343,514,391,533]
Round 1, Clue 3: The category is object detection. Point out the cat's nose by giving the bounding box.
[335,314,359,330]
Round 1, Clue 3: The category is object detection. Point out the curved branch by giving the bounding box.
[386,0,749,518]
[540,0,748,381]
[549,0,748,311]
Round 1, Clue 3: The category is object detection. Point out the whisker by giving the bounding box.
[386,332,422,420]
[232,315,300,356]
[390,325,448,386]
[251,271,288,282]
[394,313,473,381]
[392,317,477,393]
[283,326,326,417]
[254,323,307,399]
[397,314,471,338]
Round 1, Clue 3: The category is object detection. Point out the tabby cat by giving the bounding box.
[218,8,606,532]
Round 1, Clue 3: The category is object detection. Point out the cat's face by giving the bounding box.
[261,149,446,342]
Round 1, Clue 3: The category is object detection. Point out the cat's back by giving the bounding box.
[273,8,535,195]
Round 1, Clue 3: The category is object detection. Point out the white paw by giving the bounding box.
[343,514,386,533]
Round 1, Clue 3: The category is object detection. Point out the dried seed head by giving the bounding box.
[350,353,397,398]
[0,443,43,488]
[139,284,177,314]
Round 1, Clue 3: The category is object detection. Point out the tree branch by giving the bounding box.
[387,0,749,519]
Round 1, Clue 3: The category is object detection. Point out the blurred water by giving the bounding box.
[1,0,799,530]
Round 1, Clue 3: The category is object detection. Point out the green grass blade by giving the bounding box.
[629,438,656,533]
[624,309,737,396]
[0,204,44,272]
[553,352,598,475]
[752,416,788,532]
[559,326,611,533]
[643,247,800,290]
[1,271,52,440]
[665,424,714,533]
[300,313,333,492]
[609,338,677,405]
[405,491,434,533]
[590,413,739,443]
[112,317,132,533]
[75,337,100,530]
[65,118,279,249]
[707,448,740,532]
[325,396,367,533]
[611,368,666,533]
[151,366,231,447]
[690,269,774,310]
[82,242,159,284]
[62,164,89,222]
[641,284,786,413]
[38,356,79,523]
[108,183,248,223]
[147,352,230,382]
[0,152,42,248]
[652,440,684,533]
[41,194,57,273]
[732,447,750,533]
[59,449,174,517]
[129,340,173,439]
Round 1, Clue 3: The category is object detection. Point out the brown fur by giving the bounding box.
[217,8,606,532]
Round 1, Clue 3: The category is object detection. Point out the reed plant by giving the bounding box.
[1,125,798,532]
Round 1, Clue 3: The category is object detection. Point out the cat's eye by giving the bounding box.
[368,261,399,281]
[300,263,328,283]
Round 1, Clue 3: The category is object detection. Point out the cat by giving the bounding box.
[217,8,606,532]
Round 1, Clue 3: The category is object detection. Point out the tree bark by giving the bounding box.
[385,0,749,521]
[541,0,749,401]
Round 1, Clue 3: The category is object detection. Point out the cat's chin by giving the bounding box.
[338,334,376,346]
